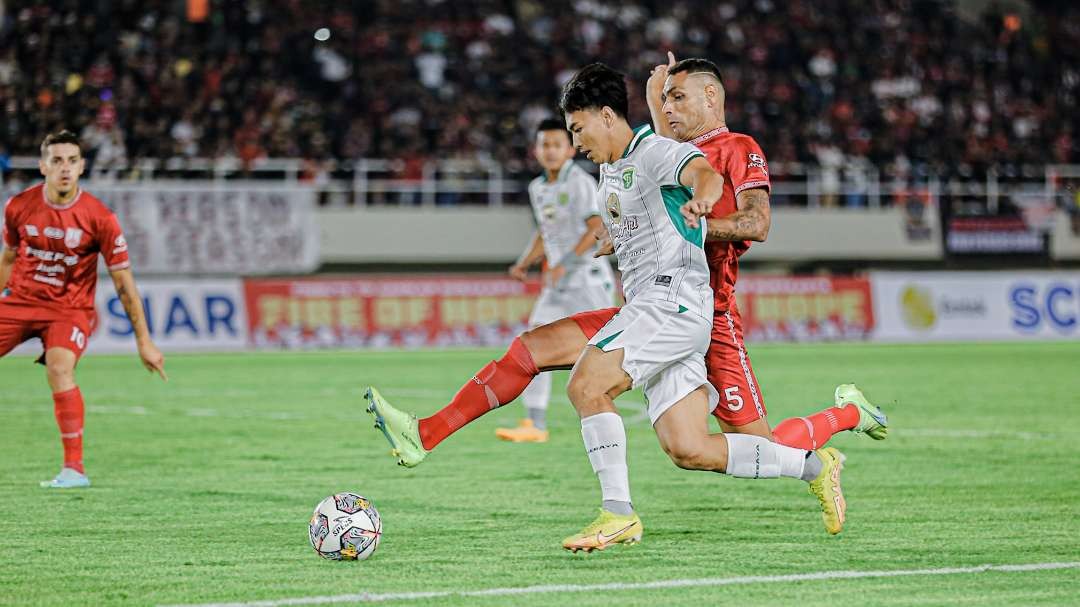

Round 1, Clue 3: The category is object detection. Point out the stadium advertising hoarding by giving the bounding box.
[734,276,875,342]
[871,271,1080,340]
[944,216,1048,257]
[95,184,319,275]
[243,276,543,348]
[89,278,248,353]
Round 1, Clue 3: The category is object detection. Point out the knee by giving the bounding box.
[45,360,74,385]
[566,376,607,411]
[663,441,709,471]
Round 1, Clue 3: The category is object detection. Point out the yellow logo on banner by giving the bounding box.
[900,285,935,330]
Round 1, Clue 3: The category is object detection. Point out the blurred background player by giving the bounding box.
[646,54,888,451]
[496,118,615,443]
[0,130,167,488]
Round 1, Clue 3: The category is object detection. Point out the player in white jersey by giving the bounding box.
[497,119,616,442]
[558,64,844,552]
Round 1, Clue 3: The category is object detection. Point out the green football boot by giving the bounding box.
[365,387,428,468]
[834,383,889,440]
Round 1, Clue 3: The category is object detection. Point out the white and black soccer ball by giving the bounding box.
[309,493,382,561]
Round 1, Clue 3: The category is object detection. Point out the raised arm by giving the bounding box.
[108,267,167,380]
[647,52,678,139]
[705,187,771,242]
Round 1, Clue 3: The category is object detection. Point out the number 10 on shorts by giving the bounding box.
[70,327,86,350]
[724,386,744,411]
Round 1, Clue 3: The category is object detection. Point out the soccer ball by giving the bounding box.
[309,493,382,560]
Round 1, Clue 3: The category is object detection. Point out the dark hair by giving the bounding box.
[40,130,82,157]
[669,58,724,87]
[559,63,628,118]
[535,117,572,142]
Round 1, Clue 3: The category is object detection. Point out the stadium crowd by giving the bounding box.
[1,0,1077,187]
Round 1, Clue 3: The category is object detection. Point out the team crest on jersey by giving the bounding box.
[606,193,621,221]
[64,228,84,248]
[558,192,569,206]
[621,168,635,189]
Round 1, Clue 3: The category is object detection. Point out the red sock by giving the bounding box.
[52,387,85,474]
[418,337,539,450]
[772,405,860,451]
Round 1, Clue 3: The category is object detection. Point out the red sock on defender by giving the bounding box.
[772,405,860,451]
[52,387,85,473]
[418,337,539,450]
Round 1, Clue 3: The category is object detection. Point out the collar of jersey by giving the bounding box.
[545,159,575,183]
[620,124,654,159]
[691,126,730,145]
[41,185,83,210]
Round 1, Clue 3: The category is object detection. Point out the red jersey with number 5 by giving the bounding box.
[2,183,129,313]
[692,127,771,312]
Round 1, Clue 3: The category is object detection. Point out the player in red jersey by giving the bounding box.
[0,130,166,488]
[365,58,888,500]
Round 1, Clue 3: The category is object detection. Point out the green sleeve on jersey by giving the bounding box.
[660,185,705,248]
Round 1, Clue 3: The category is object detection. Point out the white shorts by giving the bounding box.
[529,282,615,327]
[587,299,719,425]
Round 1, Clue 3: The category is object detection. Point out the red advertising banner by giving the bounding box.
[734,276,874,342]
[243,275,543,348]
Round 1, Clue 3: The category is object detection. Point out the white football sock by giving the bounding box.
[580,411,632,508]
[724,433,812,480]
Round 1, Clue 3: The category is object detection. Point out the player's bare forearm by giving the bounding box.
[572,216,606,257]
[110,268,151,343]
[516,231,546,269]
[678,158,724,227]
[647,51,677,139]
[706,187,771,242]
[0,248,15,291]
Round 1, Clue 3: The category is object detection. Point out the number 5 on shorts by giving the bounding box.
[724,386,744,411]
[70,327,86,350]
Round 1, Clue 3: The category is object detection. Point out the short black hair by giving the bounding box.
[535,117,572,142]
[668,58,724,87]
[559,63,628,118]
[40,130,82,157]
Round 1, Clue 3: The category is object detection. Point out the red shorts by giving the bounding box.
[569,304,767,426]
[0,300,96,364]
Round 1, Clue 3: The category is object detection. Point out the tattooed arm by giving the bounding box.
[109,267,167,380]
[705,187,771,242]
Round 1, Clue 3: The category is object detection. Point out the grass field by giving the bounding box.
[1,342,1078,606]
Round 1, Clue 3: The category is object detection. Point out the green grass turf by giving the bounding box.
[1,342,1078,606]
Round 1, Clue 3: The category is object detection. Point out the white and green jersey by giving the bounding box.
[598,125,713,316]
[528,159,614,289]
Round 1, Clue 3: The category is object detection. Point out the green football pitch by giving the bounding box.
[1,342,1078,606]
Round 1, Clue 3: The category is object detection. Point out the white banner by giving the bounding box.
[89,278,249,353]
[95,183,319,275]
[871,271,1080,341]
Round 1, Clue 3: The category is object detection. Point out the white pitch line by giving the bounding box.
[159,561,1080,607]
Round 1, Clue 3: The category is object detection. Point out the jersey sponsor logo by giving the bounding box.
[747,153,768,174]
[25,245,79,266]
[621,168,635,189]
[606,193,621,221]
[654,275,673,286]
[541,204,557,221]
[43,227,64,239]
[65,227,83,248]
[35,262,66,274]
[32,274,64,287]
[25,224,39,237]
